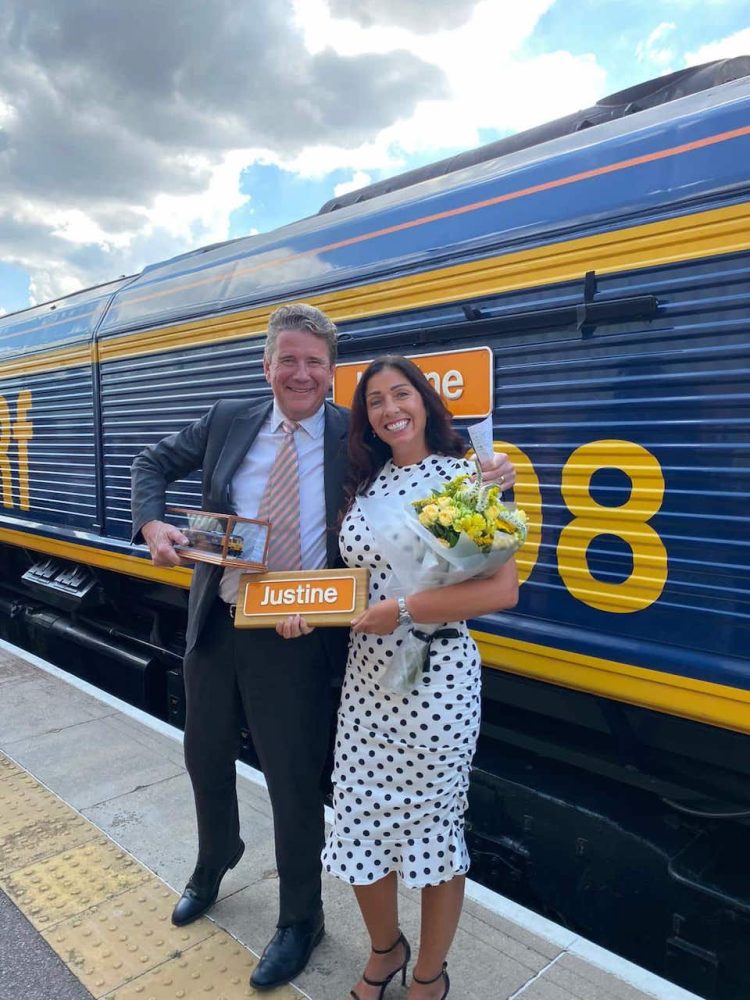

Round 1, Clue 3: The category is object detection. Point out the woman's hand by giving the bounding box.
[351,598,399,635]
[275,614,315,639]
[476,452,516,491]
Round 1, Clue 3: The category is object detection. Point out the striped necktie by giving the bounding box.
[259,419,302,571]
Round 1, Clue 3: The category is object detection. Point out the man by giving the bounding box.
[130,303,516,990]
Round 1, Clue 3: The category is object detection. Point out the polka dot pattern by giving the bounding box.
[322,455,482,889]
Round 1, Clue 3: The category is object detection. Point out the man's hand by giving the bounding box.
[275,615,315,639]
[141,520,190,567]
[477,452,516,492]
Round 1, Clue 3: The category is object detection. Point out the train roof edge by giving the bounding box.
[317,57,750,213]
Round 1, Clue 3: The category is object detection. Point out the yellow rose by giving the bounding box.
[419,504,439,526]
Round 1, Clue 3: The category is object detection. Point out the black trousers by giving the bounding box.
[183,600,336,925]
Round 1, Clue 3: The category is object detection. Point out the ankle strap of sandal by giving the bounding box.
[414,961,448,984]
[372,930,406,955]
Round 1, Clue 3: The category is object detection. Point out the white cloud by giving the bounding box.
[328,0,477,34]
[0,95,15,126]
[48,208,135,249]
[1,154,255,304]
[28,271,83,306]
[2,0,609,306]
[280,138,404,180]
[0,0,442,305]
[685,26,750,66]
[286,0,607,175]
[333,171,373,196]
[146,151,252,245]
[636,22,677,69]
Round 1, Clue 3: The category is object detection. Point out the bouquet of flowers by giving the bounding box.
[412,472,526,555]
[358,464,527,693]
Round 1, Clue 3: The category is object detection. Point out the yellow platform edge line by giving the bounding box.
[0,750,300,999]
[475,630,750,736]
[1,200,749,379]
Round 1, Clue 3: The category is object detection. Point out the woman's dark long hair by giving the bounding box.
[343,355,466,510]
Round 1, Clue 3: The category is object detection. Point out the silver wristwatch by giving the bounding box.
[396,596,413,628]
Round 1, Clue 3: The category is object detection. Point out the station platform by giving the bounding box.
[0,639,703,1000]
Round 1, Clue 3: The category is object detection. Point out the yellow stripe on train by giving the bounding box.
[0,526,192,589]
[474,629,750,737]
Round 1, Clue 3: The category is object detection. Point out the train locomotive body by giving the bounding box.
[1,64,749,997]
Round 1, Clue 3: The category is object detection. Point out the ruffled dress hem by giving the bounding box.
[323,859,470,889]
[322,817,471,889]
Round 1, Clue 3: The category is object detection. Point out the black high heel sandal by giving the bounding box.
[413,961,450,999]
[350,931,411,1000]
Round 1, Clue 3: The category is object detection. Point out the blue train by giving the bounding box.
[1,60,748,998]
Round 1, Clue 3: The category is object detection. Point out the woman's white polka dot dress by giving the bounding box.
[322,454,482,888]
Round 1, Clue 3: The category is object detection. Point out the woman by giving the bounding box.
[322,356,518,1000]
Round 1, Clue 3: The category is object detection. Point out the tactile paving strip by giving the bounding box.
[0,767,99,864]
[42,881,216,996]
[0,839,149,930]
[0,746,305,999]
[0,809,101,874]
[0,769,100,872]
[0,771,65,837]
[101,934,300,999]
[0,751,22,780]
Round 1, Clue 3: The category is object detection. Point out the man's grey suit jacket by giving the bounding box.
[131,397,351,673]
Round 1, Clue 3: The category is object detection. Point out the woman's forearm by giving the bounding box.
[406,559,518,624]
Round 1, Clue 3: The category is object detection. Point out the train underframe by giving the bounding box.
[1,540,748,999]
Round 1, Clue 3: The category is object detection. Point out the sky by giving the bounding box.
[0,0,749,315]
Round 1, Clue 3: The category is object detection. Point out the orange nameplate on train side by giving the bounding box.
[235,568,369,627]
[333,347,493,418]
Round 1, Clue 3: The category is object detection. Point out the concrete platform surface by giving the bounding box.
[0,640,703,1000]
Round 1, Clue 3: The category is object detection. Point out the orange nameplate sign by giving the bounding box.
[333,347,493,418]
[235,569,369,627]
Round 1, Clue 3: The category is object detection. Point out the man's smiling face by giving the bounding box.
[263,328,334,421]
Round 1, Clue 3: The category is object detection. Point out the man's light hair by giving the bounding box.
[265,303,338,364]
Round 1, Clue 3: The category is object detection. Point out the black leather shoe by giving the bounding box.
[250,910,325,990]
[171,840,244,927]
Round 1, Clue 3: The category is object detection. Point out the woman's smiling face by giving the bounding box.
[365,366,429,464]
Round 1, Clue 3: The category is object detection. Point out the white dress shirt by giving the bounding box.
[219,401,327,603]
